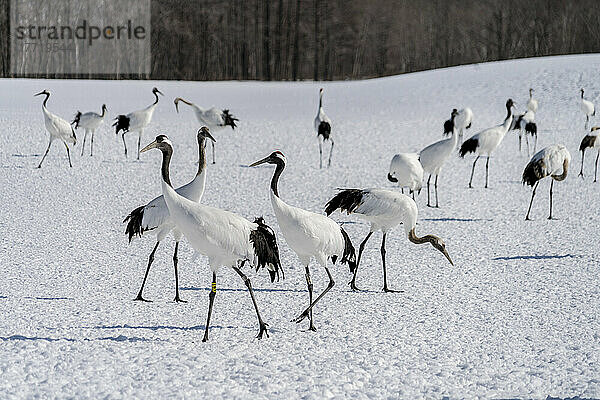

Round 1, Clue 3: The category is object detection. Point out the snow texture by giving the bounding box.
[0,54,599,399]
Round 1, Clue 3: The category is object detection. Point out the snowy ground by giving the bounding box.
[1,55,599,399]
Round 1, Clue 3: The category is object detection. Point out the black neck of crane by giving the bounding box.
[153,92,160,105]
[196,136,207,176]
[160,146,173,187]
[270,159,285,197]
[42,92,50,108]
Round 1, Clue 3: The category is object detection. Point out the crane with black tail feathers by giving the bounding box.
[250,151,355,332]
[387,153,423,200]
[72,104,107,156]
[511,110,537,154]
[315,88,334,168]
[581,88,595,130]
[325,188,453,292]
[578,126,600,181]
[460,99,516,188]
[35,90,77,168]
[141,135,282,342]
[522,145,571,220]
[124,127,216,303]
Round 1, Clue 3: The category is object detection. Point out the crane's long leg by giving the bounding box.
[594,151,599,183]
[135,241,160,302]
[90,130,95,156]
[172,242,186,303]
[292,266,334,324]
[318,139,323,169]
[137,130,142,160]
[518,133,522,152]
[38,141,52,169]
[533,134,537,153]
[548,179,554,220]
[232,266,269,339]
[350,231,373,291]
[485,156,490,188]
[304,265,316,331]
[122,133,128,158]
[469,156,480,188]
[328,139,334,168]
[211,140,216,164]
[525,136,530,156]
[525,181,539,220]
[426,174,432,207]
[81,130,88,156]
[381,233,402,293]
[202,272,217,342]
[586,115,589,130]
[434,174,439,208]
[579,150,586,177]
[64,142,73,168]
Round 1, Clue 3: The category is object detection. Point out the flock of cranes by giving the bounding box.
[33,84,597,340]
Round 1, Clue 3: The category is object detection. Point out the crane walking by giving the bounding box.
[35,90,77,168]
[72,104,107,156]
[578,126,600,181]
[315,88,334,168]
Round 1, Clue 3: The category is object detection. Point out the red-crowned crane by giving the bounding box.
[527,88,538,113]
[444,108,473,144]
[581,88,595,130]
[174,97,238,164]
[387,153,423,200]
[420,109,459,207]
[114,87,163,160]
[250,151,355,331]
[72,104,107,156]
[35,90,77,168]
[141,135,282,342]
[460,99,516,188]
[315,88,333,168]
[511,109,537,154]
[325,189,453,292]
[523,144,571,220]
[124,127,215,303]
[578,126,600,181]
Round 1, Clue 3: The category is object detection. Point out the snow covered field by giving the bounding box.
[1,55,599,399]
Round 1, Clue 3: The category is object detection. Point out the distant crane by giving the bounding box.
[444,108,473,144]
[141,135,283,342]
[522,144,571,220]
[315,88,334,168]
[443,108,458,136]
[420,109,459,207]
[124,127,215,303]
[460,99,516,188]
[578,126,600,181]
[511,109,537,154]
[527,88,538,112]
[114,87,163,160]
[250,151,356,331]
[72,104,107,156]
[325,188,453,292]
[387,153,423,200]
[581,88,595,130]
[35,90,77,168]
[174,97,238,164]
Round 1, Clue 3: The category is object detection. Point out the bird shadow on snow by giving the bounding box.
[93,324,224,331]
[24,296,74,300]
[181,286,306,294]
[423,217,492,222]
[492,254,584,261]
[0,334,153,342]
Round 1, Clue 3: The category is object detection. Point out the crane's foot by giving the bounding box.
[547,216,554,220]
[468,184,473,189]
[174,296,187,303]
[383,287,404,293]
[578,172,584,178]
[525,216,531,221]
[256,322,269,339]
[291,311,309,324]
[306,324,317,332]
[134,294,151,302]
[202,333,209,342]
[348,281,360,291]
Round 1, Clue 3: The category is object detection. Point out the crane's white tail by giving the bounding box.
[249,217,284,282]
[324,189,365,216]
[221,109,239,129]
[71,111,82,128]
[522,159,543,187]
[459,137,478,158]
[113,115,130,135]
[333,227,357,273]
[123,205,146,243]
[317,121,331,140]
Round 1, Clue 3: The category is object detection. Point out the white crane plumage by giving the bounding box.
[581,88,595,130]
[315,88,333,168]
[35,90,77,168]
[527,88,538,113]
[114,87,163,160]
[124,127,215,303]
[141,135,283,342]
[174,97,238,164]
[522,144,571,220]
[420,109,459,207]
[72,104,107,156]
[460,99,516,188]
[444,107,472,144]
[250,151,356,331]
[325,189,453,292]
[578,126,600,181]
[387,153,423,199]
[511,109,537,154]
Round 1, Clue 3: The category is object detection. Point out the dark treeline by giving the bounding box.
[3,0,600,80]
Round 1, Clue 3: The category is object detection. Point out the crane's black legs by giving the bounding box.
[579,150,586,177]
[469,156,480,188]
[350,231,373,290]
[426,174,432,207]
[304,265,316,331]
[434,174,439,207]
[38,141,51,168]
[81,130,88,156]
[525,181,539,220]
[202,272,217,342]
[485,156,490,188]
[292,266,334,324]
[586,115,589,130]
[122,133,128,158]
[137,130,142,160]
[533,134,537,153]
[548,179,554,220]
[525,135,530,155]
[64,142,73,167]
[211,140,216,164]
[594,151,599,183]
[172,242,186,303]
[135,241,160,302]
[232,266,269,339]
[381,233,402,293]
[518,134,522,152]
[90,130,95,156]
[318,140,323,169]
[328,140,334,168]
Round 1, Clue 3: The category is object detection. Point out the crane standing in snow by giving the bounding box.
[387,153,423,200]
[421,109,459,207]
[527,88,538,112]
[72,104,107,156]
[35,90,77,168]
[444,108,473,145]
[174,97,238,164]
[325,189,453,292]
[250,151,356,331]
[578,126,600,181]
[522,145,571,220]
[141,135,283,342]
[124,127,215,303]
[315,88,334,168]
[581,88,595,130]
[460,99,516,188]
[114,87,163,160]
[511,109,537,154]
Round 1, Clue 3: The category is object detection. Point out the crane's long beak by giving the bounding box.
[140,141,158,153]
[156,89,164,96]
[249,156,270,167]
[205,131,216,143]
[34,91,45,96]
[441,248,454,266]
[174,98,180,113]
